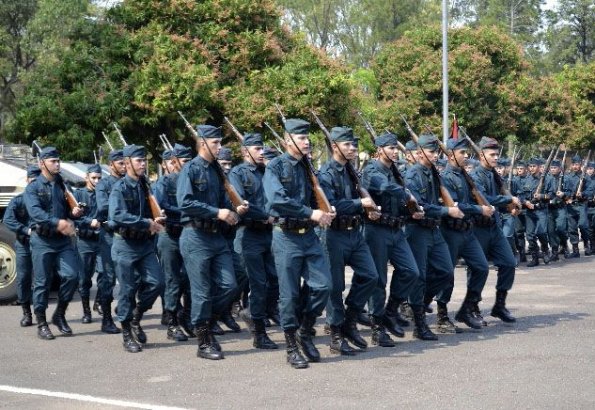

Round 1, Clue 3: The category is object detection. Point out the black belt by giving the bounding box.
[165,224,183,238]
[414,218,441,229]
[443,217,473,232]
[16,234,30,244]
[185,219,221,233]
[78,228,100,241]
[330,215,362,231]
[528,201,549,210]
[472,216,496,228]
[116,228,152,241]
[34,225,60,238]
[278,218,316,234]
[241,219,273,231]
[365,214,404,229]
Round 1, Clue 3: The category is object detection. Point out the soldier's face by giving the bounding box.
[285,133,310,156]
[218,160,232,173]
[246,146,265,165]
[587,167,594,176]
[550,166,560,176]
[496,166,505,176]
[481,149,499,168]
[380,145,399,162]
[86,172,102,189]
[127,157,146,176]
[334,141,357,161]
[41,158,60,175]
[516,166,526,176]
[111,159,126,176]
[199,138,222,162]
[420,148,438,166]
[452,148,468,166]
[571,162,580,172]
[528,164,538,175]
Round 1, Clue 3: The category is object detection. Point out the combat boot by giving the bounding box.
[526,252,540,267]
[210,320,225,336]
[385,297,410,327]
[100,302,120,334]
[329,325,357,356]
[253,319,278,349]
[284,330,308,369]
[584,240,592,256]
[455,292,483,330]
[92,295,103,316]
[370,315,396,347]
[570,243,580,258]
[35,311,55,340]
[195,325,224,360]
[20,304,33,327]
[81,297,92,324]
[356,308,372,327]
[423,295,434,314]
[167,310,188,342]
[550,246,560,262]
[220,310,241,333]
[472,303,487,326]
[399,301,414,322]
[491,290,516,323]
[436,302,461,334]
[51,301,73,335]
[342,308,367,349]
[296,315,320,362]
[121,320,142,353]
[239,308,255,332]
[160,310,172,326]
[412,306,438,341]
[178,308,195,338]
[131,308,147,344]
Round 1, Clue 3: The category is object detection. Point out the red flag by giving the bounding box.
[451,114,459,140]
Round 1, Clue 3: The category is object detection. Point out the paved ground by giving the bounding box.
[1,255,594,410]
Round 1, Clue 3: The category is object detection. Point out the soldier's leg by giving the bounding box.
[525,211,540,267]
[51,243,81,335]
[567,205,580,256]
[16,242,34,327]
[487,226,517,323]
[578,205,591,255]
[77,243,96,323]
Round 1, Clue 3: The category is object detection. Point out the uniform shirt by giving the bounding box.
[95,174,121,224]
[24,173,71,231]
[177,155,232,223]
[229,162,269,221]
[441,164,484,218]
[405,163,448,219]
[564,171,583,199]
[108,175,153,230]
[520,172,555,201]
[471,165,513,223]
[73,187,98,230]
[361,159,409,217]
[263,152,315,219]
[3,194,31,239]
[155,172,182,226]
[548,172,573,199]
[511,174,526,201]
[318,159,364,217]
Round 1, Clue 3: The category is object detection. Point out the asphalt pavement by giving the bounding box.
[1,255,594,409]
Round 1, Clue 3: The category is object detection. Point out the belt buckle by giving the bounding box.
[298,228,306,234]
[346,225,353,230]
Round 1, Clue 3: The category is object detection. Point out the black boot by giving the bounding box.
[455,292,483,330]
[550,246,559,262]
[491,290,516,323]
[51,301,73,335]
[253,319,278,349]
[178,309,195,338]
[121,320,142,353]
[266,301,281,326]
[296,315,321,362]
[220,311,241,333]
[385,297,410,327]
[239,308,255,332]
[356,308,372,327]
[472,302,487,326]
[131,308,147,344]
[399,301,414,322]
[570,243,580,258]
[539,238,551,264]
[92,296,103,316]
[329,325,357,356]
[285,330,308,369]
[81,297,92,324]
[167,310,188,341]
[423,294,434,314]
[584,240,592,256]
[36,311,55,340]
[412,306,438,341]
[101,302,121,334]
[196,325,224,360]
[436,302,461,334]
[526,252,539,267]
[161,310,172,326]
[210,320,225,336]
[20,304,33,327]
[342,308,367,349]
[370,315,395,347]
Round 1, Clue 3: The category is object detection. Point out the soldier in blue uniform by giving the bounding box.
[263,118,335,369]
[177,125,247,360]
[512,161,528,262]
[25,146,83,340]
[470,137,521,324]
[405,134,463,339]
[547,159,572,260]
[435,138,490,331]
[229,132,278,349]
[74,164,118,333]
[94,149,126,321]
[318,126,379,354]
[586,162,595,253]
[496,157,518,261]
[154,143,193,342]
[361,132,423,346]
[566,155,591,257]
[4,165,41,327]
[109,144,165,352]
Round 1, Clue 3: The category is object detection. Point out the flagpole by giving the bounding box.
[442,0,449,144]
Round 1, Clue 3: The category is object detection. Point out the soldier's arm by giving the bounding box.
[229,166,268,220]
[108,184,150,230]
[405,168,447,219]
[319,165,362,216]
[442,172,483,215]
[73,189,93,227]
[263,160,313,219]
[95,179,110,223]
[3,196,29,236]
[176,164,219,219]
[24,182,60,230]
[472,170,512,207]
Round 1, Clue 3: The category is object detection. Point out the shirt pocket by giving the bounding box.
[194,178,208,192]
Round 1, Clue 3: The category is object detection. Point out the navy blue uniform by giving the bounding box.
[547,172,571,253]
[74,187,102,300]
[565,171,590,246]
[518,172,554,259]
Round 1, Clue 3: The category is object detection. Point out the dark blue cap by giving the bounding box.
[446,137,468,151]
[284,118,310,135]
[123,144,146,158]
[405,140,417,151]
[587,161,595,168]
[417,134,439,150]
[172,143,192,159]
[39,146,60,160]
[528,157,541,166]
[196,125,222,139]
[375,132,398,147]
[551,159,561,167]
[516,160,527,167]
[161,150,172,160]
[87,164,102,174]
[571,154,582,164]
[263,147,280,160]
[242,132,264,147]
[108,149,124,162]
[218,147,232,161]
[330,126,355,142]
[26,165,41,178]
[478,137,500,150]
[497,157,511,167]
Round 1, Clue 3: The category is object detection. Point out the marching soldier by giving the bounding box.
[177,125,246,360]
[4,165,41,327]
[109,144,165,352]
[496,158,518,261]
[547,159,572,260]
[229,132,278,349]
[585,162,595,254]
[512,161,528,262]
[25,146,83,340]
[263,118,335,369]
[566,155,591,257]
[318,126,379,354]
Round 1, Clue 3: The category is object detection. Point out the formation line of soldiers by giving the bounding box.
[9,117,589,369]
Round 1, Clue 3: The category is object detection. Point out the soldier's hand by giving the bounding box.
[525,201,535,210]
[367,210,381,221]
[71,206,83,218]
[218,208,239,225]
[310,209,332,227]
[154,216,166,225]
[361,197,376,209]
[267,216,276,224]
[149,220,164,234]
[448,206,465,219]
[57,219,76,236]
[556,191,564,198]
[481,205,495,217]
[511,208,521,216]
[90,219,100,229]
[235,200,249,216]
[412,211,424,220]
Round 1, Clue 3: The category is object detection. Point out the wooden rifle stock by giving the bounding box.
[534,148,557,198]
[575,150,591,198]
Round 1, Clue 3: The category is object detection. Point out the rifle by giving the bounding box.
[557,149,567,194]
[271,106,333,214]
[101,131,114,151]
[401,115,456,207]
[223,116,244,143]
[112,123,164,221]
[158,133,183,173]
[575,150,592,199]
[310,110,380,216]
[177,111,245,209]
[534,147,557,200]
[507,145,517,192]
[93,150,98,164]
[356,113,423,214]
